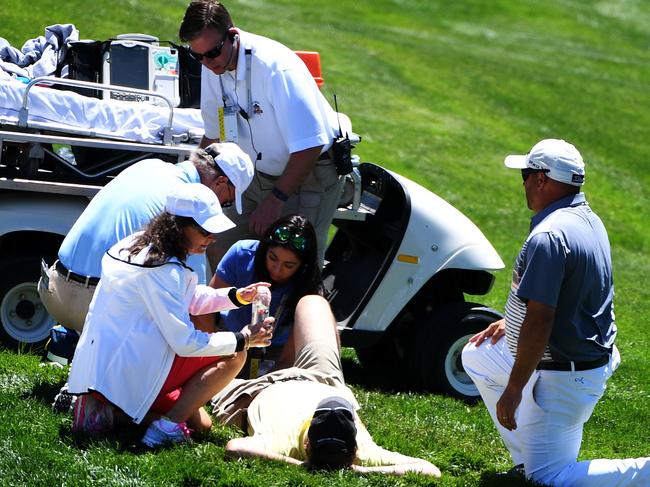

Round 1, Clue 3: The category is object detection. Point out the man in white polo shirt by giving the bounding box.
[178,0,346,265]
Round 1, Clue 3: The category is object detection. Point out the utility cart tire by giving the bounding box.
[0,254,54,349]
[414,303,502,402]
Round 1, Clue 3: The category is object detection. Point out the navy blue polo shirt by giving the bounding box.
[504,193,616,362]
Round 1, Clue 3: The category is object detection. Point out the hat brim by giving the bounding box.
[315,396,355,413]
[235,190,243,215]
[198,213,236,234]
[504,154,528,169]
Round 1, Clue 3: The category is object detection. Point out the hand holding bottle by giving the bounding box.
[235,281,270,306]
[242,316,274,348]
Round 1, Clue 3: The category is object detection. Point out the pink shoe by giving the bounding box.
[141,418,192,448]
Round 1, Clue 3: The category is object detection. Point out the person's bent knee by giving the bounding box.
[296,294,329,312]
[230,351,247,367]
[460,340,481,371]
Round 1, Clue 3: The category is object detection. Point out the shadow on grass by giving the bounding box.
[61,423,232,454]
[341,355,415,393]
[341,351,482,406]
[59,422,150,453]
[477,470,544,487]
[24,376,66,408]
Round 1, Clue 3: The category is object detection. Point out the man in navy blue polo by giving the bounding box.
[462,139,649,486]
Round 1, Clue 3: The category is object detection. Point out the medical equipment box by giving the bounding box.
[102,34,180,107]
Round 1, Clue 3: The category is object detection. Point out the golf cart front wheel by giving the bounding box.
[0,253,54,350]
[415,303,502,402]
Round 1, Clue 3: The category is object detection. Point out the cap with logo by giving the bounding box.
[204,142,254,214]
[165,183,235,234]
[504,138,585,186]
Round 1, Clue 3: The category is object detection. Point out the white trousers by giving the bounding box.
[462,337,650,486]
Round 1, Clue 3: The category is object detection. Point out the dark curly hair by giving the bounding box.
[125,213,196,265]
[253,215,323,315]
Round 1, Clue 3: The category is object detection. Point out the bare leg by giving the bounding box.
[292,295,340,355]
[165,352,246,432]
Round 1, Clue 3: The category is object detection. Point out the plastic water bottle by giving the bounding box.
[249,286,272,378]
[251,286,271,326]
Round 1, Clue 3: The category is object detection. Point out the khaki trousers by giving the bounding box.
[220,158,343,264]
[37,263,96,332]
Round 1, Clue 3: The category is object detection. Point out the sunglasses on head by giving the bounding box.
[521,168,549,182]
[271,226,306,251]
[189,31,229,61]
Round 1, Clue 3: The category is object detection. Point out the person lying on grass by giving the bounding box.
[211,294,441,476]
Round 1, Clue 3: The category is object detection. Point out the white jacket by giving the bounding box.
[68,234,240,423]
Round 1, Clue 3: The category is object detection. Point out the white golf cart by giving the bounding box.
[325,162,504,401]
[0,33,504,402]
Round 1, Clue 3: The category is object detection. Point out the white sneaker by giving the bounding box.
[141,418,192,448]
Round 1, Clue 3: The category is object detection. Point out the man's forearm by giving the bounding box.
[352,459,441,477]
[199,135,219,149]
[225,437,303,465]
[509,300,555,390]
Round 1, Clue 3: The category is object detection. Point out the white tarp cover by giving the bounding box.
[0,79,204,144]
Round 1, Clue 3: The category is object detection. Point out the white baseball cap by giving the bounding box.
[204,142,254,214]
[165,183,235,234]
[504,139,585,186]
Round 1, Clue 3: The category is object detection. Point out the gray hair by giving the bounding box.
[189,147,224,184]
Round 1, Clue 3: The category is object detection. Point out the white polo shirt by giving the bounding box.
[200,30,338,176]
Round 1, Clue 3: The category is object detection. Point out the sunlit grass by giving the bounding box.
[1,0,649,485]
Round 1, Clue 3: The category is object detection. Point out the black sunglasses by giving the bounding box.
[521,168,549,182]
[271,226,306,251]
[190,32,229,61]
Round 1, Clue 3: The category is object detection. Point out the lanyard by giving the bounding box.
[218,47,253,119]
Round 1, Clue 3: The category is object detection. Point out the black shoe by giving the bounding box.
[52,383,77,414]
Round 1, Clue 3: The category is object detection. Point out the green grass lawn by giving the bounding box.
[1,0,649,485]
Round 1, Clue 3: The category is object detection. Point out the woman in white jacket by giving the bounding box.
[68,183,273,448]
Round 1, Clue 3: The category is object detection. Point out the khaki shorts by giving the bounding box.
[218,158,344,264]
[210,337,345,428]
[37,263,96,332]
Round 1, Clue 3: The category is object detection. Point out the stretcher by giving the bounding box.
[0,76,202,192]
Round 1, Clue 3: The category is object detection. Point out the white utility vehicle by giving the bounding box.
[0,35,504,401]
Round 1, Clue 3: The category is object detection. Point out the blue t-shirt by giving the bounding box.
[504,193,616,362]
[216,240,294,345]
[58,159,207,282]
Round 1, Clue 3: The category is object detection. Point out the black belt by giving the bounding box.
[55,260,100,287]
[536,354,610,371]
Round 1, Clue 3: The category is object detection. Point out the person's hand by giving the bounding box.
[236,282,271,304]
[496,384,522,430]
[242,316,275,348]
[249,194,284,236]
[468,318,506,346]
